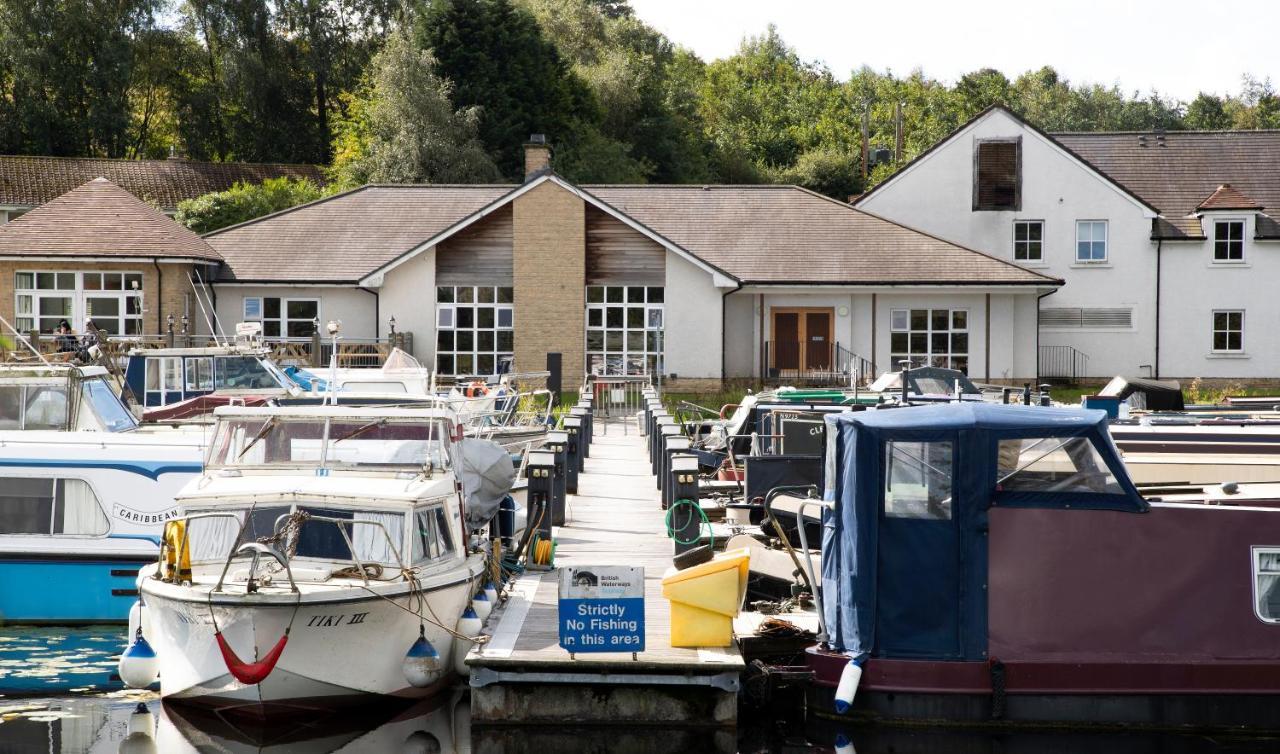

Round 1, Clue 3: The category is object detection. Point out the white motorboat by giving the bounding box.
[134,404,510,715]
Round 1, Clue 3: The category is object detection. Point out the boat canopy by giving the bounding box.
[819,403,1147,659]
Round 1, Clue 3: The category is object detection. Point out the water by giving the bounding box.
[0,627,1276,753]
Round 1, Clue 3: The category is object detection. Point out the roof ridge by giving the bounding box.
[1053,129,1280,136]
[0,153,323,169]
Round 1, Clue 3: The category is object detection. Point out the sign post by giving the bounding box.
[558,566,645,658]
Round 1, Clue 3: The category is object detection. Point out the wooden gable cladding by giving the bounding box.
[585,205,665,285]
[435,203,514,286]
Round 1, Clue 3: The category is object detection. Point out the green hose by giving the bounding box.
[664,498,712,548]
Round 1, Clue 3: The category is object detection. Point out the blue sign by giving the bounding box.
[558,565,645,653]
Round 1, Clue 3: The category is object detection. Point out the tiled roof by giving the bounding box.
[206,185,514,282]
[0,178,221,261]
[1196,183,1264,211]
[586,185,1058,285]
[0,155,325,210]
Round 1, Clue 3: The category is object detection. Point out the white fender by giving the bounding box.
[834,658,862,714]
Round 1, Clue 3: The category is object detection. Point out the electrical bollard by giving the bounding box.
[655,422,679,481]
[563,416,583,494]
[650,415,674,473]
[545,431,569,526]
[523,449,556,569]
[661,434,692,509]
[570,406,592,459]
[667,453,703,555]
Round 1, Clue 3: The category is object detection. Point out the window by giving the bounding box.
[890,308,968,373]
[1214,220,1245,262]
[145,357,183,399]
[185,357,213,392]
[81,379,137,432]
[996,437,1122,494]
[244,297,319,338]
[213,356,280,390]
[973,139,1020,211]
[884,440,953,520]
[1013,220,1043,261]
[15,271,143,335]
[411,506,457,563]
[1075,221,1108,262]
[1040,307,1133,329]
[586,285,664,376]
[436,286,514,377]
[0,477,108,535]
[1213,310,1244,352]
[1253,547,1280,624]
[0,385,69,430]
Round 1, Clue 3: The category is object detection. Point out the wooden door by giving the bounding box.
[805,311,832,369]
[773,312,801,370]
[771,308,834,372]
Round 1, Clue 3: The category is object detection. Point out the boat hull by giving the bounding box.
[0,550,151,624]
[143,560,483,714]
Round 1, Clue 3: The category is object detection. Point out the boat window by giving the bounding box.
[209,417,449,469]
[884,441,953,520]
[215,357,280,390]
[23,386,68,430]
[0,477,108,535]
[145,358,183,394]
[292,507,404,567]
[412,505,456,563]
[0,385,22,429]
[1254,548,1280,624]
[185,357,214,391]
[996,437,1122,494]
[81,378,137,432]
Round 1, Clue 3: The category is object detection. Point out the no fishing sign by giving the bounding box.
[558,565,645,654]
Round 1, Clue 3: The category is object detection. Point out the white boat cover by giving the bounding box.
[456,438,516,531]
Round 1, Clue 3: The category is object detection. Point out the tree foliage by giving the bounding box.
[175,177,327,234]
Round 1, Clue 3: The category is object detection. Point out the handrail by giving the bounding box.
[214,541,300,594]
[173,511,244,579]
[795,498,835,642]
[278,514,408,585]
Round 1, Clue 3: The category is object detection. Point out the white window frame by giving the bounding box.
[243,296,320,339]
[1013,220,1044,262]
[1214,219,1246,263]
[1252,546,1280,624]
[1212,309,1244,353]
[585,285,664,377]
[434,285,514,377]
[1075,220,1108,263]
[15,271,144,336]
[889,308,970,373]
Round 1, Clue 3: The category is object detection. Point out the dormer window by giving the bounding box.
[1214,220,1245,262]
[973,138,1020,211]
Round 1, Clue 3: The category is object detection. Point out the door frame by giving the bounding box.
[769,307,835,372]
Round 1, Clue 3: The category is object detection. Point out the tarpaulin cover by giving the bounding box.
[456,438,516,532]
[1098,376,1184,411]
[819,403,1147,658]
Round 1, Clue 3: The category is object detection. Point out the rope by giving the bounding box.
[355,568,489,644]
[664,498,712,548]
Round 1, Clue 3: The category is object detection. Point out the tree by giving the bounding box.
[329,27,500,187]
[954,68,1012,119]
[1185,93,1231,130]
[175,177,327,234]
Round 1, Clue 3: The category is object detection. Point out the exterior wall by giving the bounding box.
[513,181,586,382]
[435,206,512,286]
[211,284,376,342]
[663,250,722,379]
[379,246,436,361]
[586,206,665,285]
[859,109,1157,379]
[723,292,756,378]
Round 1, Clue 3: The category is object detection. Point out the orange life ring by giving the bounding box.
[464,380,490,398]
[719,403,739,420]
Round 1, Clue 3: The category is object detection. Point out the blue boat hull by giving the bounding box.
[0,556,150,624]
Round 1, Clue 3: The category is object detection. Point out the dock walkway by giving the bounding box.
[468,420,744,725]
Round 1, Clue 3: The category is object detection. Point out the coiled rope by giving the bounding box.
[664,498,712,549]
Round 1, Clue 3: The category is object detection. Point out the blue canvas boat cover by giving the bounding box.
[819,403,1147,657]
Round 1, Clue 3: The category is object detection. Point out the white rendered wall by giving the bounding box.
[663,250,725,379]
[858,109,1157,379]
[211,285,376,342]
[378,246,437,362]
[723,292,756,378]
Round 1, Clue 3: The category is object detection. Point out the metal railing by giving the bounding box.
[1039,344,1089,381]
[762,340,874,386]
[583,374,652,434]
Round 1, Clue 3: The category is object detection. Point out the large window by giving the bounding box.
[1013,220,1043,261]
[436,286,514,377]
[0,384,68,430]
[1254,547,1280,624]
[243,297,318,338]
[0,477,109,535]
[15,271,143,335]
[973,139,1020,211]
[411,506,456,563]
[1075,221,1108,262]
[884,440,953,520]
[1214,220,1245,262]
[1213,310,1244,352]
[586,285,664,376]
[890,308,968,373]
[996,437,1121,494]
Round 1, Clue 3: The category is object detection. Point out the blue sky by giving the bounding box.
[628,0,1278,101]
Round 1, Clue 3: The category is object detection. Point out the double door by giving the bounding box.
[771,308,833,372]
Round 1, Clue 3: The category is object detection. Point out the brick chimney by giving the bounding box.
[524,134,552,180]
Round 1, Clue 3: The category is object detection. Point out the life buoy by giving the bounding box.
[161,520,191,582]
[464,381,490,398]
[719,404,739,420]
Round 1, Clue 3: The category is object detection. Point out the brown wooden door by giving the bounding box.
[805,311,831,369]
[773,312,800,370]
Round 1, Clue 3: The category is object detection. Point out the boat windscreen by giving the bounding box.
[995,436,1122,494]
[81,378,137,432]
[185,505,406,567]
[215,357,283,390]
[208,417,449,469]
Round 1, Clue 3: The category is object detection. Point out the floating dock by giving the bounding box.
[468,420,744,727]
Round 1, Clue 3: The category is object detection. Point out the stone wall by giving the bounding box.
[513,181,586,384]
[0,259,196,336]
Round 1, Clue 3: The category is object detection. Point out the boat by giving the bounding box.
[0,362,205,624]
[804,402,1280,729]
[133,404,512,715]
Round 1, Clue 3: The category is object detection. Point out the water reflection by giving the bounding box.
[0,626,123,694]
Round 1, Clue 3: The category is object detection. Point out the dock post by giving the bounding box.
[523,449,556,565]
[545,431,569,525]
[661,434,692,510]
[563,417,583,493]
[651,416,674,474]
[572,404,592,457]
[668,453,703,555]
[656,423,680,491]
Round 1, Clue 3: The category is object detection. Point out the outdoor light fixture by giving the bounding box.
[326,320,341,336]
[389,315,397,334]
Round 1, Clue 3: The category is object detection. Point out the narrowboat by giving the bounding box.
[806,402,1280,729]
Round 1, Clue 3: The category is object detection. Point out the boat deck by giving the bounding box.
[468,419,743,725]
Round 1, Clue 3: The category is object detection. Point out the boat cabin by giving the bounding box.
[122,345,290,409]
[0,363,137,432]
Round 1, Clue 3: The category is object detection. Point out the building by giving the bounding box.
[855,105,1280,380]
[201,141,1057,386]
[0,155,324,223]
[0,178,221,337]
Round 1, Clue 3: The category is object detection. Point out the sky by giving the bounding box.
[628,0,1279,101]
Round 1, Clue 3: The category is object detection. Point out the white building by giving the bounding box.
[856,106,1280,381]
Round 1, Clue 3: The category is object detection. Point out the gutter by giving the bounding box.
[153,260,163,334]
[360,286,380,339]
[1154,239,1162,379]
[1035,286,1058,382]
[720,280,744,381]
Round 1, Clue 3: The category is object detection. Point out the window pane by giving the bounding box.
[1214,312,1228,330]
[456,331,473,351]
[588,308,602,327]
[931,310,949,330]
[587,331,604,351]
[437,308,454,329]
[103,273,122,291]
[478,354,495,375]
[15,272,33,290]
[286,320,313,337]
[497,308,513,328]
[478,286,495,303]
[1014,223,1027,241]
[436,354,454,374]
[286,300,317,319]
[586,287,604,304]
[1228,332,1242,350]
[952,311,967,330]
[457,287,474,304]
[496,287,514,304]
[497,331,513,351]
[646,287,664,303]
[477,307,494,328]
[1255,550,1280,622]
[84,274,102,291]
[628,286,645,303]
[951,333,969,353]
[996,437,1121,494]
[478,331,495,351]
[647,308,663,329]
[606,331,623,351]
[264,298,281,318]
[606,287,623,303]
[931,333,949,352]
[909,310,927,330]
[890,332,908,352]
[456,307,474,328]
[437,287,454,303]
[884,441,953,520]
[437,331,454,351]
[56,273,74,290]
[606,307,623,328]
[627,331,645,351]
[627,307,644,328]
[456,354,473,374]
[891,310,908,330]
[124,273,143,290]
[264,321,281,337]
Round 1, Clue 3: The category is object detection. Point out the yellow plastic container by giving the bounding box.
[661,548,751,647]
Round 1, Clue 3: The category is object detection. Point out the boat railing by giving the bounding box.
[214,541,300,594]
[793,497,834,642]
[269,513,407,586]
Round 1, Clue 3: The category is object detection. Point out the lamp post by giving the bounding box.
[166,314,174,347]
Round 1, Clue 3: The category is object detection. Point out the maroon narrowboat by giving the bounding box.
[807,403,1280,729]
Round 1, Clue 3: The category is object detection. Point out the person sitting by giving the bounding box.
[54,320,76,353]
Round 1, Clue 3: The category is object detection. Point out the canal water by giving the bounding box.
[1,627,1277,753]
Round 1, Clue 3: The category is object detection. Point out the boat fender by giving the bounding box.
[834,656,863,714]
[471,591,492,621]
[118,703,157,754]
[483,581,499,605]
[118,629,160,689]
[453,607,483,675]
[834,732,855,754]
[403,731,442,754]
[403,625,444,688]
[126,601,150,644]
